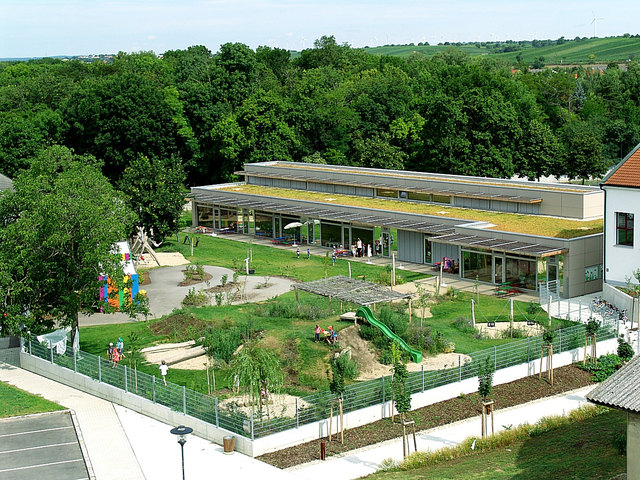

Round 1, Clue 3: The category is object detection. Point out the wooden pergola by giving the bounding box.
[294,275,414,319]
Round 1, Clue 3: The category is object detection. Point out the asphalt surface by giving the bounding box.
[0,411,90,480]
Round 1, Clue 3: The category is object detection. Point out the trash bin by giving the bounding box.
[223,435,235,454]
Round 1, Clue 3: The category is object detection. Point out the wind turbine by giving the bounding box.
[591,12,604,38]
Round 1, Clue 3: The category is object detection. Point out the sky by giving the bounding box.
[1,0,640,58]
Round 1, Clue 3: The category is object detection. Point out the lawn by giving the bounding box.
[158,234,421,283]
[365,408,626,480]
[0,381,65,418]
[80,288,570,396]
[223,184,603,238]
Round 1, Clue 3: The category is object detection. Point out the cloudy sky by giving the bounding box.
[1,0,638,58]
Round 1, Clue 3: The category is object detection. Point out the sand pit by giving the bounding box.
[477,320,544,339]
[141,340,207,369]
[137,252,190,268]
[220,394,310,418]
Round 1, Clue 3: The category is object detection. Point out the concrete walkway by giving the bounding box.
[1,359,597,480]
[0,362,144,480]
[290,385,596,480]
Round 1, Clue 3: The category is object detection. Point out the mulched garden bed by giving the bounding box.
[257,364,593,469]
[178,272,212,286]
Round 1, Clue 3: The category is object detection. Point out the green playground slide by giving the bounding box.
[356,306,423,363]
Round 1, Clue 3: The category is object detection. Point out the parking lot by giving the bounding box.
[0,411,90,480]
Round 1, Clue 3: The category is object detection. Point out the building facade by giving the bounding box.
[192,162,605,298]
[602,144,640,287]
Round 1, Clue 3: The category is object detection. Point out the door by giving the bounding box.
[424,237,432,264]
[381,229,390,257]
[493,256,504,284]
[342,226,351,249]
[547,264,558,283]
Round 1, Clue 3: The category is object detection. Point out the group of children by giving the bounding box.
[106,338,125,368]
[314,324,338,344]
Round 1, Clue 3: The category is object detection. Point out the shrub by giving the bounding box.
[200,326,244,363]
[182,288,208,306]
[617,337,634,362]
[526,301,541,315]
[613,432,627,455]
[542,329,554,346]
[379,348,394,365]
[407,325,435,353]
[580,353,623,382]
[454,316,477,334]
[500,326,529,339]
[221,274,228,287]
[334,351,360,380]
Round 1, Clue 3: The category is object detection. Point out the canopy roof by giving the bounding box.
[295,275,411,306]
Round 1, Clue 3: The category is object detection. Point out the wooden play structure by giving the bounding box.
[130,226,161,265]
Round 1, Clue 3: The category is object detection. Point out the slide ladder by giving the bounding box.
[356,306,422,363]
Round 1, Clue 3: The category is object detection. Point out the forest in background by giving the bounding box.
[2,35,640,188]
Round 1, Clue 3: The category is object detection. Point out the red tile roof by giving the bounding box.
[604,145,640,187]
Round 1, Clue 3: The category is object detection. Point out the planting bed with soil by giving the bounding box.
[257,364,593,468]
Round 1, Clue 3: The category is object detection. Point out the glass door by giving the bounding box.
[493,256,504,284]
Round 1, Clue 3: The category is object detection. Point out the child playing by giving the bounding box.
[159,360,168,386]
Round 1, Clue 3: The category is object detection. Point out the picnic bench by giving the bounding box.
[494,282,520,297]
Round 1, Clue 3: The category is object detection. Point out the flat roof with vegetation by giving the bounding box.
[219,184,603,239]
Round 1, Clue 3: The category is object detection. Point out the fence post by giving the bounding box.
[458,355,462,382]
[50,346,54,364]
[527,337,530,363]
[28,338,31,355]
[494,346,497,371]
[215,397,219,427]
[152,376,156,403]
[124,365,128,393]
[73,350,77,373]
[548,295,552,325]
[421,366,425,392]
[98,357,102,383]
[296,398,299,428]
[250,411,255,440]
[182,386,186,414]
[559,329,562,352]
[382,376,385,404]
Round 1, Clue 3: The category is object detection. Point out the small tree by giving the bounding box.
[230,342,283,418]
[478,356,495,437]
[328,353,347,443]
[391,343,414,457]
[126,331,143,392]
[414,283,432,328]
[541,329,555,384]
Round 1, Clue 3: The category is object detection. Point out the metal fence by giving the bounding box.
[25,321,615,440]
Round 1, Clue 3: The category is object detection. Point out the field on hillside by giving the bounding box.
[363,35,640,64]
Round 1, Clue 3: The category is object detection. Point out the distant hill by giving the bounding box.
[363,35,640,65]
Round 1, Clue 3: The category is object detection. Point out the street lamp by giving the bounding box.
[170,425,193,480]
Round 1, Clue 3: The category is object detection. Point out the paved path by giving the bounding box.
[0,362,144,480]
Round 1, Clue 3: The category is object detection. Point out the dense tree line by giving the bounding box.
[2,35,640,191]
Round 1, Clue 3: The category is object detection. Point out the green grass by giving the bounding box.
[367,407,626,480]
[428,291,573,353]
[158,234,425,282]
[363,35,640,65]
[0,381,65,418]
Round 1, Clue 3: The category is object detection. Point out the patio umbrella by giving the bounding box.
[284,222,304,229]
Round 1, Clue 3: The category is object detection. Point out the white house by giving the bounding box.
[602,145,640,287]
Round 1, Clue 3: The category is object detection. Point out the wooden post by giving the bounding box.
[373,302,376,313]
[471,298,476,328]
[539,345,554,385]
[408,298,412,323]
[295,286,299,304]
[348,261,352,278]
[329,401,333,442]
[340,300,343,312]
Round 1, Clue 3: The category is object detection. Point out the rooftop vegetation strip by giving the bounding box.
[217,185,604,239]
[295,276,412,305]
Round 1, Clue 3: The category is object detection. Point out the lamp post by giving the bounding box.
[170,425,193,480]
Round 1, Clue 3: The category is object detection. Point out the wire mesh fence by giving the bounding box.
[25,321,615,440]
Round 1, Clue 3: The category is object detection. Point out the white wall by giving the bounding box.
[604,186,640,285]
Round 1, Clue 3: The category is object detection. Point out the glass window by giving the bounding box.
[462,250,492,283]
[505,256,537,290]
[376,188,397,198]
[616,212,634,246]
[432,194,451,204]
[254,211,273,237]
[408,191,432,202]
[197,205,213,228]
[320,222,342,247]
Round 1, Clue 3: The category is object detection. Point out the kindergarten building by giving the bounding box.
[191,162,605,298]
